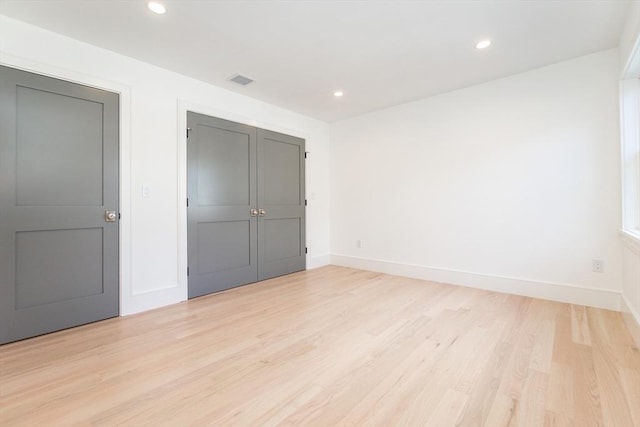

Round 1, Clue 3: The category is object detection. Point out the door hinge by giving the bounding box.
[305,247,308,254]
[187,266,190,276]
[186,198,189,207]
[305,199,307,206]
[304,151,309,159]
[187,128,192,138]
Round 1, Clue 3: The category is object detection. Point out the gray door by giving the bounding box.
[187,113,258,298]
[187,113,305,298]
[257,129,306,281]
[0,66,119,344]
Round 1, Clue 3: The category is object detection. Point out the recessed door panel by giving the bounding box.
[0,65,119,344]
[196,125,250,207]
[197,221,251,274]
[263,218,301,262]
[16,86,104,206]
[15,228,104,309]
[263,138,301,206]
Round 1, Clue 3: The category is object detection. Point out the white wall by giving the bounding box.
[0,16,331,315]
[330,49,623,310]
[619,3,640,346]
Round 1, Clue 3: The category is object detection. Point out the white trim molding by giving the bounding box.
[622,294,640,348]
[619,30,640,348]
[620,19,640,243]
[308,254,331,269]
[621,229,640,255]
[330,254,622,311]
[620,78,640,235]
[621,18,640,80]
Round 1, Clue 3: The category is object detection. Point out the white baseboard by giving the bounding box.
[121,287,186,316]
[307,254,331,269]
[621,294,640,348]
[330,254,622,311]
[121,255,332,316]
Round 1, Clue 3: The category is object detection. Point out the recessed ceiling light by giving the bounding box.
[148,1,166,14]
[476,40,491,49]
[334,91,343,97]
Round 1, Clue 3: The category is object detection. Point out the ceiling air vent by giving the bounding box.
[228,74,254,86]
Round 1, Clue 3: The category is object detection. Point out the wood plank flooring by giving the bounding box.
[1,266,638,426]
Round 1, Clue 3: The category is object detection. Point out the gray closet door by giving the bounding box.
[187,113,258,298]
[186,113,306,298]
[257,129,306,281]
[0,65,119,344]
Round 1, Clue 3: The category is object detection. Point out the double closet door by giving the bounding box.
[187,112,305,298]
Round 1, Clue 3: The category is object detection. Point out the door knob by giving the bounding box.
[258,209,266,216]
[250,208,258,217]
[105,210,117,222]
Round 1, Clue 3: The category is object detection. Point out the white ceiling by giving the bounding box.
[0,1,632,122]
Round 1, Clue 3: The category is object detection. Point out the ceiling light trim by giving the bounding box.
[147,2,166,14]
[476,40,492,49]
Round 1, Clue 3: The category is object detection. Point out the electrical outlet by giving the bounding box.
[356,239,362,249]
[592,259,604,273]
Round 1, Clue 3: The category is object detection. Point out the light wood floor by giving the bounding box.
[1,266,638,426]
